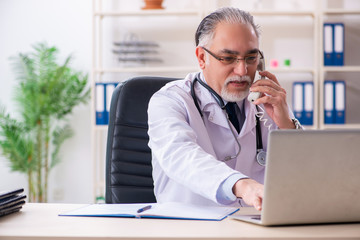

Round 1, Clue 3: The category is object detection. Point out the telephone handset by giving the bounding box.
[247,53,265,103]
[247,52,272,131]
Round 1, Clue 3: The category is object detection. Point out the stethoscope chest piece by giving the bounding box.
[256,149,266,166]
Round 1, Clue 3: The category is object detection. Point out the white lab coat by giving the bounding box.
[148,72,287,207]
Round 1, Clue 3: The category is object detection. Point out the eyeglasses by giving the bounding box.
[202,47,264,66]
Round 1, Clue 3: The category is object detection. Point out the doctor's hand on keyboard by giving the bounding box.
[233,178,264,211]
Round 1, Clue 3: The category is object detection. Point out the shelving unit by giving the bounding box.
[91,0,204,202]
[318,0,360,129]
[91,0,360,202]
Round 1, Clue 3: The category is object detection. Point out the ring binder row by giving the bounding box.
[95,82,118,125]
[323,22,344,66]
[324,80,346,124]
[292,82,314,126]
[293,80,346,125]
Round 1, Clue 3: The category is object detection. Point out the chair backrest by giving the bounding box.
[105,76,177,203]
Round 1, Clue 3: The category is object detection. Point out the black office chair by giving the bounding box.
[105,76,177,203]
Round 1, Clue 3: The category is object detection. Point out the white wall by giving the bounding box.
[0,0,93,203]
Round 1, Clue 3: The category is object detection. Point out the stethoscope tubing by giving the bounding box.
[190,73,266,165]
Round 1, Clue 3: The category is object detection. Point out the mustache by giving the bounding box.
[225,75,252,85]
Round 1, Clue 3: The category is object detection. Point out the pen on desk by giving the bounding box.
[137,205,152,213]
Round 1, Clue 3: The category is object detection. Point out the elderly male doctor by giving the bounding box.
[148,7,302,210]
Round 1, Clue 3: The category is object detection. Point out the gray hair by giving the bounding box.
[195,7,260,47]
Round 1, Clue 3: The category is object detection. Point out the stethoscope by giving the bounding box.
[190,73,266,166]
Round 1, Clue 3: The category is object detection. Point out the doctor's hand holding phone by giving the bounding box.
[248,52,296,130]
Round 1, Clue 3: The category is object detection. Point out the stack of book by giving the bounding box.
[0,188,26,217]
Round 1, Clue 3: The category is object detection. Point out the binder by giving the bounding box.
[334,81,346,124]
[59,202,239,221]
[324,23,345,66]
[95,83,106,125]
[292,82,314,126]
[95,83,118,125]
[292,82,304,123]
[324,80,335,124]
[323,23,334,66]
[333,23,344,66]
[105,83,118,125]
[303,82,314,125]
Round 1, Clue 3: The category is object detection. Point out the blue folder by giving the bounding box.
[303,82,314,125]
[323,23,334,66]
[95,83,106,125]
[324,80,346,124]
[333,23,344,66]
[293,82,303,123]
[324,23,344,66]
[334,81,346,124]
[293,82,314,126]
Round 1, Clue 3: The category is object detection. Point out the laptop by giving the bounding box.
[230,129,360,226]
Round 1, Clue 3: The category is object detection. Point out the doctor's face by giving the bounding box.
[196,22,260,102]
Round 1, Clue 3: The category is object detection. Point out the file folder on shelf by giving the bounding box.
[323,23,344,66]
[335,81,345,124]
[95,82,118,125]
[323,23,334,66]
[324,81,335,124]
[303,82,314,125]
[324,80,346,124]
[292,82,304,122]
[292,82,313,126]
[333,23,344,66]
[105,83,117,125]
[95,83,106,125]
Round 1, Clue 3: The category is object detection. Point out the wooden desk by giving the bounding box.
[0,203,359,240]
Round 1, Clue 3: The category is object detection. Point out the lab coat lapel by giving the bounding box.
[204,104,229,129]
[191,74,229,129]
[240,100,257,137]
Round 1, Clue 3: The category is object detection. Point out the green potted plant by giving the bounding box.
[0,43,90,202]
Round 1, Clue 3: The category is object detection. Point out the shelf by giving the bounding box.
[321,124,360,129]
[268,67,315,74]
[323,66,360,72]
[94,66,200,74]
[94,9,201,17]
[94,125,108,131]
[322,9,360,15]
[250,10,315,17]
